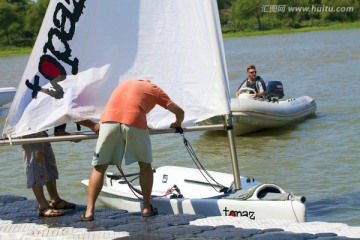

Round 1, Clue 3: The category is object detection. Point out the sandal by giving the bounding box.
[79,212,94,222]
[143,204,158,217]
[38,207,64,217]
[50,199,76,209]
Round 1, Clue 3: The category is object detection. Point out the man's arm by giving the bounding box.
[77,120,100,133]
[255,78,266,97]
[54,120,99,143]
[167,102,184,128]
[236,79,247,98]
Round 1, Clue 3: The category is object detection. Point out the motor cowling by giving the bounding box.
[266,81,285,100]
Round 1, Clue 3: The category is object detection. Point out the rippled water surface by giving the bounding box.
[1,29,359,225]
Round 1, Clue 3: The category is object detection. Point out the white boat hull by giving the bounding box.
[81,166,306,222]
[198,94,317,135]
[0,87,16,106]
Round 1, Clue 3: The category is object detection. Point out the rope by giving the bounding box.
[177,128,229,193]
[289,193,300,223]
[116,165,181,199]
[116,165,143,199]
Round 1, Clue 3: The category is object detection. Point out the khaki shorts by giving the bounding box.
[92,122,153,166]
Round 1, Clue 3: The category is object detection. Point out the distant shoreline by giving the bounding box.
[1,21,359,57]
[223,21,360,38]
[0,47,32,57]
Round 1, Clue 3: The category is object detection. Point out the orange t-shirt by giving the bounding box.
[100,78,174,129]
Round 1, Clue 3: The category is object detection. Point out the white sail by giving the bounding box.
[3,0,230,138]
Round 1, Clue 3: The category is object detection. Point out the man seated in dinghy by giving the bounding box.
[235,64,266,99]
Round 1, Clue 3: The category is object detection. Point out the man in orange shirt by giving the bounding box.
[80,78,184,221]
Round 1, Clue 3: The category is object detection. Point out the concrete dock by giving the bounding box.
[1,195,359,239]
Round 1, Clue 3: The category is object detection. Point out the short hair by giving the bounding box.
[247,65,256,72]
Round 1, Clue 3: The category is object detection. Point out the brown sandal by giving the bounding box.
[38,207,64,217]
[79,212,94,221]
[143,204,158,217]
[50,199,76,209]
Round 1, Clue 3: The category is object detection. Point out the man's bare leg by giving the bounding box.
[84,164,108,218]
[139,161,153,215]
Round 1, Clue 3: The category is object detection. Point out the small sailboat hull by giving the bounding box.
[81,166,306,222]
[198,94,317,135]
[0,87,16,106]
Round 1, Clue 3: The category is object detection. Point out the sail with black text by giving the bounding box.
[3,0,230,138]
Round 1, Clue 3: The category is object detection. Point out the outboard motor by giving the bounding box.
[266,81,285,101]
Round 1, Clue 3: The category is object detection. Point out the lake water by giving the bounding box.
[0,29,359,226]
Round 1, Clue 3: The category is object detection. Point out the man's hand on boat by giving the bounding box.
[167,102,185,129]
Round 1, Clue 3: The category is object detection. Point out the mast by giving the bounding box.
[207,0,242,190]
[225,114,242,190]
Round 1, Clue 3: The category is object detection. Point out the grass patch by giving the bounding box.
[0,46,32,57]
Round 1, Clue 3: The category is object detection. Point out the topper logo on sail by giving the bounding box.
[25,0,86,99]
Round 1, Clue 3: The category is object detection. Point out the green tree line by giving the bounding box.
[219,0,359,32]
[1,0,359,48]
[0,0,49,47]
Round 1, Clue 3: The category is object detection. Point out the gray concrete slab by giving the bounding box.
[0,195,359,239]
